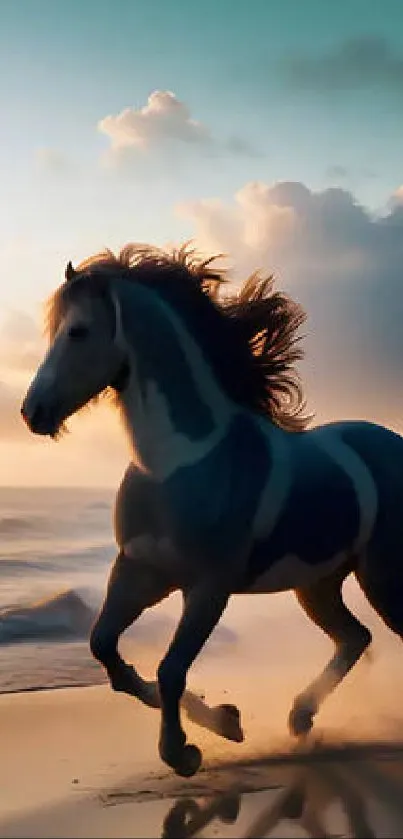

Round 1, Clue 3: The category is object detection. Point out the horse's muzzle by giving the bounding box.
[20,399,60,437]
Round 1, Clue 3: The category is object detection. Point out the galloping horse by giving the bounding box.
[22,244,403,777]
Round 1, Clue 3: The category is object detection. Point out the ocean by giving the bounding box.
[0,486,240,694]
[0,486,118,692]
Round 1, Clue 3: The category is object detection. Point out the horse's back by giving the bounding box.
[314,418,403,455]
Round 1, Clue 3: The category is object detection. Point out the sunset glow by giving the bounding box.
[1,1,403,486]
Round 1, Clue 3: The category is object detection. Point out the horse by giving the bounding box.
[21,242,403,778]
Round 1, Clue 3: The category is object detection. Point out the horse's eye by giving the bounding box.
[68,324,89,341]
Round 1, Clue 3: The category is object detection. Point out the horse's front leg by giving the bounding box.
[157,579,230,776]
[90,550,244,744]
[90,547,171,707]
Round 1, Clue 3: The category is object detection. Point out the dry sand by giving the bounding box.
[2,588,403,838]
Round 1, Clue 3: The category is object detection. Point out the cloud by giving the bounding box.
[98,90,259,166]
[283,36,403,94]
[177,181,373,281]
[178,181,403,429]
[99,91,211,152]
[390,185,403,208]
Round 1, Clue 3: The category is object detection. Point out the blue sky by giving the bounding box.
[1,0,403,484]
[1,0,402,310]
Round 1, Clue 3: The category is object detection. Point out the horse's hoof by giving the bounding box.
[217,794,241,823]
[110,664,141,697]
[173,744,202,777]
[288,704,314,737]
[215,704,244,743]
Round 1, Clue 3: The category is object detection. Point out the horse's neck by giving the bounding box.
[118,286,235,480]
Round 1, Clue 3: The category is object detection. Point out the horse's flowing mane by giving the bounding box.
[46,242,311,432]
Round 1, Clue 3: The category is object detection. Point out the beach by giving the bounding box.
[2,486,403,837]
[3,646,403,838]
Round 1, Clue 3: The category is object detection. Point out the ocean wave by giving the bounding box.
[0,542,114,575]
[0,586,239,649]
[0,515,48,537]
[86,500,111,511]
[0,589,96,644]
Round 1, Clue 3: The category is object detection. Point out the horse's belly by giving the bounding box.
[245,432,364,593]
[245,550,348,594]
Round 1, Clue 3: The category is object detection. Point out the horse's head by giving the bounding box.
[21,262,128,437]
[22,241,310,439]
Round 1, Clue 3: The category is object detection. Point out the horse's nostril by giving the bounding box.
[22,403,45,432]
[31,405,44,429]
[20,404,30,426]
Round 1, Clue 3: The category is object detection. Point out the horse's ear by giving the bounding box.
[65,261,75,282]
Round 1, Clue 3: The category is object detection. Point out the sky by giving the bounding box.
[1,0,403,486]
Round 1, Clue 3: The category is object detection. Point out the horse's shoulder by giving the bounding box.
[114,463,161,547]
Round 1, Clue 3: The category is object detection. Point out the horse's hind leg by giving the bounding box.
[289,569,372,737]
[90,547,171,707]
[355,553,403,640]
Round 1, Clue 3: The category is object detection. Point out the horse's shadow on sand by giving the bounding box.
[159,741,403,839]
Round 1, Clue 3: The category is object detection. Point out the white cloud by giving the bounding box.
[177,181,372,283]
[99,91,211,152]
[178,181,403,429]
[391,185,403,206]
[98,90,259,166]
